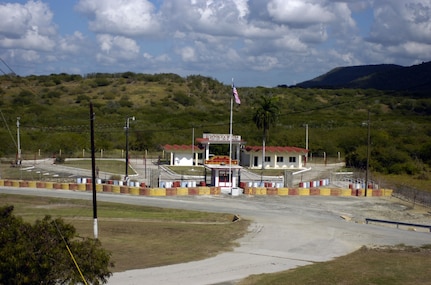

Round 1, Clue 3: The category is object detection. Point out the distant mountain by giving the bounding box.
[296,61,431,91]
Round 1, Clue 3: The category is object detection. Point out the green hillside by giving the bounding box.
[1,72,430,181]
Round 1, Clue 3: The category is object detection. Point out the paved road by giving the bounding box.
[2,188,430,285]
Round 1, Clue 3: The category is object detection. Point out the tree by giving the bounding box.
[0,205,113,284]
[252,95,279,169]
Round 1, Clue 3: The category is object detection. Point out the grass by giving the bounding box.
[239,245,431,285]
[63,159,135,175]
[0,194,249,272]
[3,194,431,282]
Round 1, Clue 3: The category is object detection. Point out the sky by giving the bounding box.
[0,0,430,87]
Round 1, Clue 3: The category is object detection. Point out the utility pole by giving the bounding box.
[90,103,98,239]
[365,111,371,197]
[16,117,21,163]
[125,116,135,184]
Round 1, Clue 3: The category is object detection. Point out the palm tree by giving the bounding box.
[252,95,279,169]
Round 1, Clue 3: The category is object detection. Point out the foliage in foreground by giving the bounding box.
[0,205,113,284]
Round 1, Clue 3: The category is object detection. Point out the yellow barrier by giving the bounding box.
[45,182,53,189]
[149,188,166,196]
[277,188,289,196]
[96,184,103,192]
[0,179,4,186]
[28,181,37,188]
[112,185,121,193]
[255,187,267,195]
[176,187,188,196]
[320,188,331,196]
[340,189,351,196]
[298,188,310,196]
[198,187,211,195]
[382,189,393,197]
[129,187,139,195]
[77,183,86,191]
[61,183,69,190]
[12,180,20,187]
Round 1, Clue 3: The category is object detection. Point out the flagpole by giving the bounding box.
[229,94,233,193]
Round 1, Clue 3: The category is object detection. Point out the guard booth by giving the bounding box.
[204,156,242,191]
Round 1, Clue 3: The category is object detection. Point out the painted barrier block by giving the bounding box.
[149,188,166,196]
[289,188,299,195]
[371,189,382,196]
[53,183,62,189]
[12,180,20,187]
[176,187,188,196]
[309,188,320,195]
[19,181,29,187]
[61,183,69,190]
[103,184,112,192]
[210,187,221,195]
[112,185,121,193]
[188,187,199,195]
[382,189,393,197]
[165,188,177,196]
[320,188,331,196]
[330,188,341,196]
[198,187,211,195]
[0,179,4,186]
[69,183,78,191]
[139,187,149,196]
[266,187,277,195]
[28,181,37,188]
[298,188,310,196]
[277,188,289,196]
[129,187,139,196]
[96,184,103,192]
[255,187,267,195]
[120,186,129,194]
[340,189,351,196]
[36,182,45,188]
[243,187,255,195]
[77,183,86,191]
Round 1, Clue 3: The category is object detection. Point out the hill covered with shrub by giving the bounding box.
[296,61,431,92]
[0,72,430,179]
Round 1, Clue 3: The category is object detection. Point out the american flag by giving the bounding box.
[232,84,241,105]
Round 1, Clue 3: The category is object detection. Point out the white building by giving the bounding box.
[163,144,203,166]
[242,146,308,169]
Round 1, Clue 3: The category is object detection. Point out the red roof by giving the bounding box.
[244,146,308,153]
[163,144,203,152]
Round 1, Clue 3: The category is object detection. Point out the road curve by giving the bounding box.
[1,187,430,285]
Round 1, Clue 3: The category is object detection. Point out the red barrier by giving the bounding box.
[309,188,320,195]
[288,188,299,195]
[166,188,177,196]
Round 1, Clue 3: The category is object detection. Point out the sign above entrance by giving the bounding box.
[203,133,241,142]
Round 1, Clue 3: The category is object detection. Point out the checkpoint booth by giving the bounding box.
[204,155,242,190]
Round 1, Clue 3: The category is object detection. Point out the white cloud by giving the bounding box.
[267,0,335,25]
[96,34,140,60]
[76,0,162,37]
[0,1,56,51]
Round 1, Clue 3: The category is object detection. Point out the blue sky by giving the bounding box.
[0,0,430,87]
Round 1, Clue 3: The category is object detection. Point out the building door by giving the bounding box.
[254,156,258,167]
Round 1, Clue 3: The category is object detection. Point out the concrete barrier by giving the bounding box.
[277,187,289,196]
[1,178,396,199]
[298,188,310,196]
[176,187,188,196]
[129,187,139,196]
[149,188,166,196]
[198,187,211,195]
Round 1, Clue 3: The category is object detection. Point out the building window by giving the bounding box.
[264,156,271,162]
[289,157,296,163]
[277,156,284,162]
